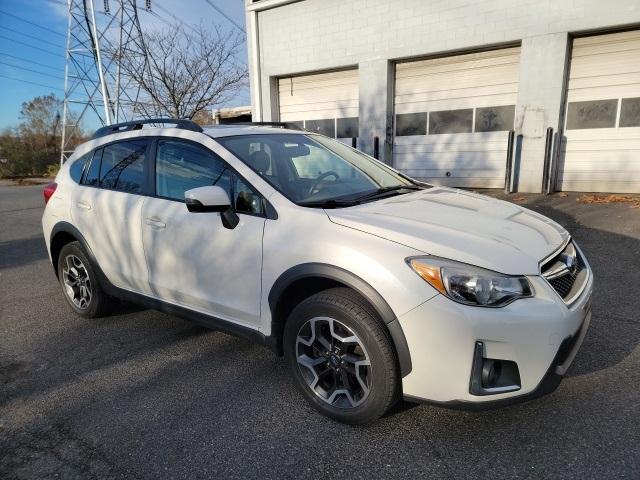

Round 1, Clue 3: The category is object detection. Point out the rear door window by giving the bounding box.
[99,140,148,193]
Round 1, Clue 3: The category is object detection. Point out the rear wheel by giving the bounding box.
[57,242,111,318]
[283,288,399,424]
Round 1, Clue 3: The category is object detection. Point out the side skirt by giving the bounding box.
[108,286,269,347]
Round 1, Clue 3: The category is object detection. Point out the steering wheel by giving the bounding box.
[308,171,339,196]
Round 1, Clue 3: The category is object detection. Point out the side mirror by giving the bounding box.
[184,186,239,229]
[185,186,231,212]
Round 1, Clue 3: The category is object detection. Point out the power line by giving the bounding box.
[43,0,67,7]
[203,0,245,34]
[0,52,62,72]
[0,35,61,57]
[0,9,66,37]
[0,25,64,48]
[0,73,63,92]
[153,2,201,36]
[0,60,64,80]
[141,7,174,29]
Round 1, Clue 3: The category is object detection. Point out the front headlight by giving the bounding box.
[407,256,534,307]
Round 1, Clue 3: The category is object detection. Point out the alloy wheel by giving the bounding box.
[296,317,372,408]
[62,254,92,309]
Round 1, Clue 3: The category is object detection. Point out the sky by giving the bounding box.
[0,0,248,131]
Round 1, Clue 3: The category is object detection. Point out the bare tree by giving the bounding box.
[119,23,247,119]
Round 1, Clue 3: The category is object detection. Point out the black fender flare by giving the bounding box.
[49,221,99,277]
[268,263,412,377]
[49,222,116,297]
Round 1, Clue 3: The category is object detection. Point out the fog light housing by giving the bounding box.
[470,342,521,395]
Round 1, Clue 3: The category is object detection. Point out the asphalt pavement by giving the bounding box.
[1,184,639,479]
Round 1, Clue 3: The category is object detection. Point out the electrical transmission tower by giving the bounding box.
[60,0,151,164]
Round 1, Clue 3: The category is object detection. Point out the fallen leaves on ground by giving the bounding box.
[577,194,640,208]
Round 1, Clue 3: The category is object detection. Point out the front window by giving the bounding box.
[155,139,231,201]
[217,134,420,206]
[154,139,263,216]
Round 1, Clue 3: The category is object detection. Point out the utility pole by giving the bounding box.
[60,0,151,164]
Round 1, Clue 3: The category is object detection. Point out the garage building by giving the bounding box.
[245,0,640,193]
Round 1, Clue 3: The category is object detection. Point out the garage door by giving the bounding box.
[393,47,520,188]
[278,69,359,145]
[559,30,640,193]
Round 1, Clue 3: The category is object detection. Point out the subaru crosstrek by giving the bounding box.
[42,119,593,424]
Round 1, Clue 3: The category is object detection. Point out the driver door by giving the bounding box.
[141,138,265,328]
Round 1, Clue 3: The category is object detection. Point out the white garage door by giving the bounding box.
[559,30,640,193]
[394,47,520,188]
[278,69,359,145]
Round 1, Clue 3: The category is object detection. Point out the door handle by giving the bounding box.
[76,201,91,210]
[145,217,166,229]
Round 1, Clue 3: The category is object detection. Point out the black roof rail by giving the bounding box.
[219,121,306,131]
[92,118,203,139]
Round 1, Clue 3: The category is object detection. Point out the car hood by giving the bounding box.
[327,187,569,275]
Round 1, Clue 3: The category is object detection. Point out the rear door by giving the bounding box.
[71,138,151,293]
[141,138,265,327]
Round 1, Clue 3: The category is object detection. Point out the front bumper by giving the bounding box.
[399,271,593,406]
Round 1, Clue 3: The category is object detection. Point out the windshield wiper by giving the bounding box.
[354,184,423,202]
[298,199,361,209]
[299,184,422,208]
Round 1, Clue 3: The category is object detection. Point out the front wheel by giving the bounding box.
[283,288,399,424]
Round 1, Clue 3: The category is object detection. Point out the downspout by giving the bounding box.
[248,9,262,121]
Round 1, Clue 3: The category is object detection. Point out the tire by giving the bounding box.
[57,241,111,318]
[283,287,399,424]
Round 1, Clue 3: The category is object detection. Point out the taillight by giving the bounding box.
[43,182,57,205]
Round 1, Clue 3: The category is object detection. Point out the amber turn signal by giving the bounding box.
[408,259,447,295]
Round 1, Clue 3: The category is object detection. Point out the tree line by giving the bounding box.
[0,94,75,177]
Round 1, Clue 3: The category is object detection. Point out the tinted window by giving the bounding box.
[69,152,91,183]
[566,99,617,129]
[83,148,101,187]
[396,113,427,136]
[620,97,640,128]
[337,117,359,138]
[155,139,231,201]
[99,140,147,193]
[475,105,515,132]
[305,119,335,137]
[233,177,263,215]
[429,109,473,134]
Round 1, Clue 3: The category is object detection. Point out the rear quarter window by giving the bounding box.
[69,152,91,183]
[83,148,102,187]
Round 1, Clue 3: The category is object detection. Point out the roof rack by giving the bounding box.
[92,118,203,139]
[218,121,306,131]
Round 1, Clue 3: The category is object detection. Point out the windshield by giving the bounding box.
[216,133,419,206]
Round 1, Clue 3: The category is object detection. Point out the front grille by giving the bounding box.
[541,241,588,303]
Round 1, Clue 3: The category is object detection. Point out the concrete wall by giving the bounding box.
[247,0,640,191]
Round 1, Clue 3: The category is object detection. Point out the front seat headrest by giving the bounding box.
[249,150,270,174]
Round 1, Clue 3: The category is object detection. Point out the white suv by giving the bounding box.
[42,119,593,424]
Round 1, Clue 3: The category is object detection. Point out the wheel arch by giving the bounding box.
[268,263,412,377]
[49,222,96,278]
